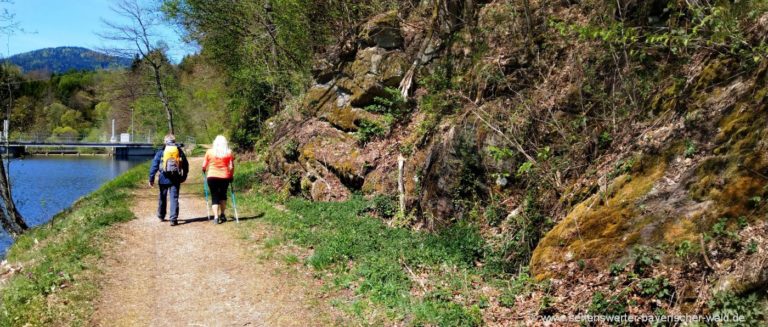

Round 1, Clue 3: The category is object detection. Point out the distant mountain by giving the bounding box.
[4,47,133,74]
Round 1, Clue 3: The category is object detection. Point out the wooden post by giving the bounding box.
[398,155,406,217]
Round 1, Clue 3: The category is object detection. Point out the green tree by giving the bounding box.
[162,0,400,148]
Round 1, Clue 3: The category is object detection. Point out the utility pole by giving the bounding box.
[130,106,134,142]
[111,119,116,143]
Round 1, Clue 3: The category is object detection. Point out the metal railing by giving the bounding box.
[2,133,195,145]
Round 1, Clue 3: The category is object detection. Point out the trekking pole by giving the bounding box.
[203,172,212,221]
[230,182,240,224]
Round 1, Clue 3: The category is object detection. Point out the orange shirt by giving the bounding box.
[203,149,234,179]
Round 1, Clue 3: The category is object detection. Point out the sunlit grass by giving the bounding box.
[0,163,148,326]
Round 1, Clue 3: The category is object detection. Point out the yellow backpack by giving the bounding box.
[161,145,181,176]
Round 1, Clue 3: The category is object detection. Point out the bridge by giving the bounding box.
[0,133,194,157]
[1,141,157,157]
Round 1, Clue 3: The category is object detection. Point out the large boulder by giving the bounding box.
[359,10,403,50]
[337,75,386,108]
[302,84,380,131]
[299,124,370,190]
[338,47,409,107]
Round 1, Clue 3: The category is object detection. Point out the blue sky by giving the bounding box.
[1,0,195,62]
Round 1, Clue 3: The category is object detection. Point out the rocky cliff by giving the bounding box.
[264,0,768,319]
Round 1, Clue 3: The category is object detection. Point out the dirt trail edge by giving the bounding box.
[92,157,328,327]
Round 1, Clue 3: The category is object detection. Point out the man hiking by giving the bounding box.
[149,134,189,226]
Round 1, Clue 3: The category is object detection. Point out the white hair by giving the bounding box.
[212,135,231,158]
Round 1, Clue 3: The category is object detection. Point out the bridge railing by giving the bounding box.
[3,133,195,145]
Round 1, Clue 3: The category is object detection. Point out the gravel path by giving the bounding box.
[91,158,326,326]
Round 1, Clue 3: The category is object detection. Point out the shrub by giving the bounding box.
[632,246,660,275]
[638,277,673,300]
[588,291,628,318]
[708,292,764,326]
[369,194,398,219]
[356,119,386,145]
[282,139,299,161]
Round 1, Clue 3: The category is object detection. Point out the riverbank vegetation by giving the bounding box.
[0,163,146,326]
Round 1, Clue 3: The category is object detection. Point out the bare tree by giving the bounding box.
[0,0,28,237]
[99,0,176,135]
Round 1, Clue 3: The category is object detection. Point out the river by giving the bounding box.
[0,156,148,257]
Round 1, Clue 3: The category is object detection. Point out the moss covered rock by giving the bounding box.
[359,10,403,50]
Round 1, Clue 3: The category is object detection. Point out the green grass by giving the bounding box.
[188,145,208,157]
[0,163,148,326]
[233,162,500,326]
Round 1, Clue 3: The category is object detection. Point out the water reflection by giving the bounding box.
[0,156,148,256]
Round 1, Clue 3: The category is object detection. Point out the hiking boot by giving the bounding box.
[214,216,221,224]
[220,214,227,223]
[170,220,178,226]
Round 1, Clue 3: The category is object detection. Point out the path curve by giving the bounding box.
[91,158,326,326]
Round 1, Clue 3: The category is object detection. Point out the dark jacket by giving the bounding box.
[149,144,189,185]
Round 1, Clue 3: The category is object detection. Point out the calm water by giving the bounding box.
[0,156,148,256]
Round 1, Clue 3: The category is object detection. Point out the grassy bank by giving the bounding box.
[0,163,148,326]
[232,162,529,326]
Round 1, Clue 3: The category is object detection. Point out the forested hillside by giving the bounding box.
[1,52,227,144]
[5,47,132,75]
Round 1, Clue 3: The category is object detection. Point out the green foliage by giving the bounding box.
[746,240,758,255]
[0,163,147,326]
[707,292,765,326]
[413,301,483,327]
[685,139,697,158]
[550,2,768,64]
[483,203,506,226]
[369,194,398,219]
[609,262,626,276]
[711,217,741,241]
[486,194,551,274]
[487,145,515,162]
[50,126,79,140]
[608,158,636,180]
[163,0,402,148]
[356,119,386,145]
[516,161,534,177]
[632,246,660,275]
[675,240,696,260]
[498,268,536,308]
[233,187,488,324]
[588,291,628,318]
[282,139,299,161]
[364,87,409,119]
[638,277,673,300]
[355,256,410,307]
[598,131,613,149]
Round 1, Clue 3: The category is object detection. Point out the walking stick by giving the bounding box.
[203,171,212,221]
[230,182,240,224]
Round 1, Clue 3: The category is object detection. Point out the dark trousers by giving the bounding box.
[158,183,181,221]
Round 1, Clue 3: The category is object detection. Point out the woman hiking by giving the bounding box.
[202,135,235,224]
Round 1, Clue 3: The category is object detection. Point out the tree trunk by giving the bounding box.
[151,63,175,135]
[264,0,278,66]
[0,159,27,237]
[1,79,27,237]
[399,0,442,98]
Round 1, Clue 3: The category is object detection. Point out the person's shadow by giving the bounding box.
[177,212,265,225]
